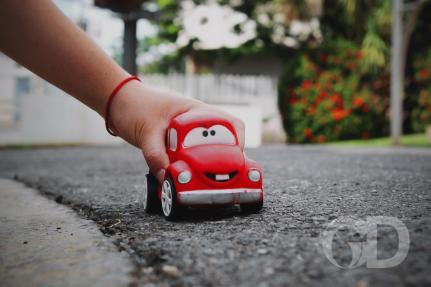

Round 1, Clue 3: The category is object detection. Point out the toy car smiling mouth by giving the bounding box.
[143,112,264,220]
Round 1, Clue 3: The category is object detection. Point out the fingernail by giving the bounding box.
[156,168,166,183]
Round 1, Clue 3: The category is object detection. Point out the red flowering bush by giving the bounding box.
[410,50,431,132]
[278,40,389,143]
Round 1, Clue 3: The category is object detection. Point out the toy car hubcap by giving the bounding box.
[161,180,173,216]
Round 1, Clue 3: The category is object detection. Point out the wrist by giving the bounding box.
[105,76,142,136]
[108,80,149,145]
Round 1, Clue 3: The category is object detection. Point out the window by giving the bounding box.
[15,77,30,97]
[14,77,31,123]
[169,128,177,151]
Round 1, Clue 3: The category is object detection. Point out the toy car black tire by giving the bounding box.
[144,173,160,213]
[240,200,263,214]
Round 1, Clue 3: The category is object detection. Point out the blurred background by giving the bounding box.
[0,0,430,148]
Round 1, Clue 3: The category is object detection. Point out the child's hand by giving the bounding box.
[110,80,245,183]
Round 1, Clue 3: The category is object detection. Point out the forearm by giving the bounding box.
[0,0,128,116]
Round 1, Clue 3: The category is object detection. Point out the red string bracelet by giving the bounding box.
[105,75,141,136]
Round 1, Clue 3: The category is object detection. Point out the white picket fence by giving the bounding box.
[0,71,284,146]
[140,74,278,104]
[140,74,285,144]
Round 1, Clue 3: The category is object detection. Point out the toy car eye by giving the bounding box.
[206,125,235,145]
[183,127,209,147]
[183,125,235,147]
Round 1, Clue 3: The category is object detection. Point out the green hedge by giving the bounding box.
[410,50,431,132]
[278,40,389,143]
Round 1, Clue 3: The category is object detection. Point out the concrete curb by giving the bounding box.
[0,178,134,287]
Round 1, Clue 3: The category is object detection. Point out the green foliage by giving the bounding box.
[405,3,431,133]
[279,39,389,143]
[141,0,310,73]
[360,29,388,73]
[143,0,431,140]
[278,0,393,143]
[154,0,181,42]
[139,53,185,74]
[410,49,431,132]
[320,0,390,74]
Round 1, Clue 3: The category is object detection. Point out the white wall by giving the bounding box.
[0,68,262,147]
[0,91,122,145]
[0,92,261,147]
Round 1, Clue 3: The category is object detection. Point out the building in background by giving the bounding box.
[0,0,125,145]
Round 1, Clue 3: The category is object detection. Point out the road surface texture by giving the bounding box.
[0,145,430,287]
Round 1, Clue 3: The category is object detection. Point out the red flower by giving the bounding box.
[318,53,328,62]
[346,62,357,70]
[304,128,312,137]
[362,104,370,112]
[356,51,364,59]
[320,91,328,99]
[361,132,369,139]
[306,106,316,115]
[301,80,313,90]
[419,69,429,79]
[317,135,326,143]
[353,97,365,108]
[330,93,343,106]
[331,108,350,121]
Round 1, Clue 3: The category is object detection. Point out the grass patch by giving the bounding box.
[328,133,431,147]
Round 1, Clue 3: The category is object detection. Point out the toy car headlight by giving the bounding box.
[178,171,192,184]
[248,169,260,182]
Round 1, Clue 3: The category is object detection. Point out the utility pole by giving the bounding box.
[94,0,157,75]
[123,17,138,75]
[390,0,403,146]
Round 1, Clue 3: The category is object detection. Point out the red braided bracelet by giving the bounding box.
[105,75,141,136]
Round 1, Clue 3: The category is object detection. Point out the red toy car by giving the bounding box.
[144,112,264,220]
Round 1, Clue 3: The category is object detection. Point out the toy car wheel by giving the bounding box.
[161,176,181,220]
[144,173,159,213]
[240,200,263,214]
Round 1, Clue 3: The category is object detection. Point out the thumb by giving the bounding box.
[141,129,169,183]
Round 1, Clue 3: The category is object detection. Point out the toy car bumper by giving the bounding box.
[177,188,263,205]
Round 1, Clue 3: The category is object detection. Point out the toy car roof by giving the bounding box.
[172,111,234,128]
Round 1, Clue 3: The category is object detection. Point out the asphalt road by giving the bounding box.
[0,145,430,287]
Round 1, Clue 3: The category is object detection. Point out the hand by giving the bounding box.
[109,80,245,183]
